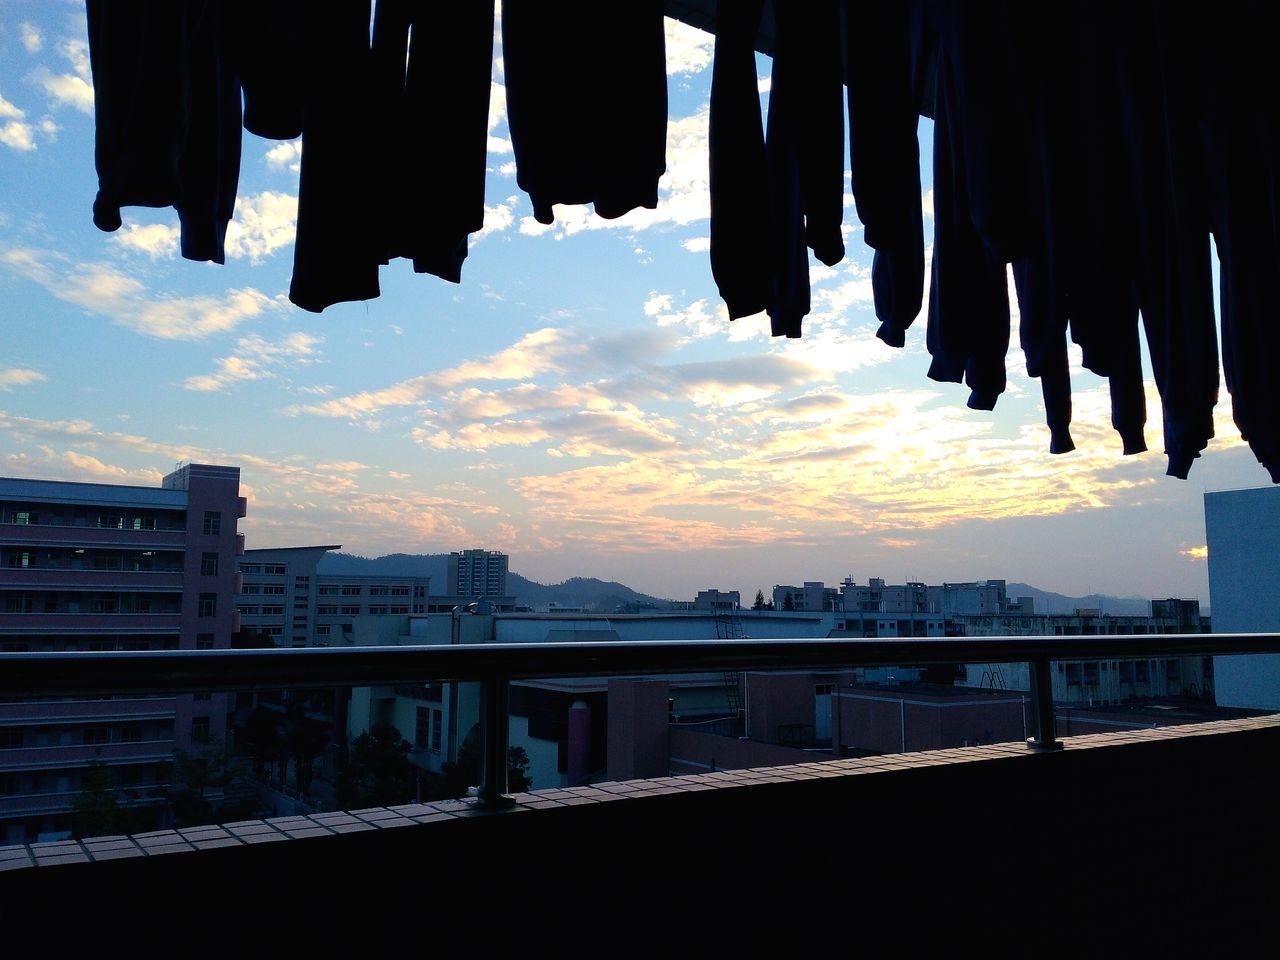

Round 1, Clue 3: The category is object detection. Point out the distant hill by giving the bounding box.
[314,555,1163,616]
[1005,583,1152,617]
[316,553,672,611]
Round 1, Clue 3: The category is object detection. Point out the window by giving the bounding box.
[198,593,217,617]
[431,709,442,752]
[369,606,388,615]
[390,606,408,615]
[12,510,35,525]
[263,585,286,595]
[416,707,430,748]
[295,576,310,585]
[262,605,284,615]
[265,564,286,575]
[131,516,156,531]
[92,597,119,614]
[119,724,143,742]
[263,626,283,637]
[8,551,30,568]
[4,595,33,614]
[318,605,338,615]
[369,586,389,596]
[240,563,262,574]
[315,624,331,636]
[341,606,360,616]
[83,727,110,745]
[0,728,23,749]
[391,586,410,596]
[202,511,221,535]
[242,583,261,594]
[341,585,361,596]
[0,775,19,794]
[238,605,259,615]
[98,515,123,529]
[201,552,219,576]
[194,691,212,701]
[318,585,340,596]
[294,601,308,610]
[190,717,211,744]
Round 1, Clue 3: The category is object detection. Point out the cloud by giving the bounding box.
[224,191,298,261]
[265,140,302,173]
[1181,545,1208,560]
[665,17,714,75]
[0,95,23,119]
[21,22,43,54]
[388,471,410,480]
[0,247,285,340]
[0,368,45,391]
[682,236,710,253]
[27,38,94,115]
[0,120,35,151]
[113,223,181,258]
[880,537,923,549]
[315,461,368,472]
[474,196,518,242]
[184,332,322,391]
[291,327,591,419]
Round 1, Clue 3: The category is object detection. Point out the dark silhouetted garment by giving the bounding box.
[708,0,770,321]
[846,0,925,349]
[230,0,305,141]
[502,0,666,225]
[370,0,494,283]
[289,1,380,312]
[86,0,241,265]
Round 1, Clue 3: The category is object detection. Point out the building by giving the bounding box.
[693,589,739,611]
[447,549,508,597]
[772,581,841,611]
[954,602,1213,705]
[235,545,428,647]
[1205,486,1280,710]
[0,463,245,843]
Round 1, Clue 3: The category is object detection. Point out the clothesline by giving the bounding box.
[83,0,1280,484]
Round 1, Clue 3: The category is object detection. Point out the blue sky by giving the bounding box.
[0,5,1265,603]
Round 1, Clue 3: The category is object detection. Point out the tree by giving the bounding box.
[335,722,415,809]
[782,592,795,611]
[442,724,535,796]
[752,589,767,611]
[71,762,122,839]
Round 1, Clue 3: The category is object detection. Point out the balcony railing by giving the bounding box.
[3,633,1277,805]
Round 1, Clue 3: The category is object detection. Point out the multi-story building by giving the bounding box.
[235,545,428,647]
[0,463,245,843]
[447,549,508,598]
[694,589,740,611]
[772,581,841,612]
[1205,485,1280,710]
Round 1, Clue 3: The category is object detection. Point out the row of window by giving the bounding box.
[4,510,180,530]
[238,563,286,575]
[237,605,285,616]
[415,707,443,753]
[1,723,172,749]
[241,584,286,595]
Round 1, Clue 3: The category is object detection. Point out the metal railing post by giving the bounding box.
[479,674,513,807]
[1026,657,1063,751]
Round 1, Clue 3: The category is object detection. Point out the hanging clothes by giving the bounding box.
[708,0,771,322]
[845,0,925,350]
[370,0,495,283]
[230,0,306,141]
[86,0,241,265]
[1199,1,1280,481]
[289,1,380,313]
[502,0,667,225]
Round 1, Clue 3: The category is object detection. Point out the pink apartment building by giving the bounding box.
[0,463,245,843]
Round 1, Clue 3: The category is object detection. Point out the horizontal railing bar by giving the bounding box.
[0,634,1276,698]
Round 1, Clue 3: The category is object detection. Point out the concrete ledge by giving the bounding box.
[3,715,1278,949]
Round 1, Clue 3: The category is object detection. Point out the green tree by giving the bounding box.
[752,589,767,610]
[335,722,415,809]
[782,592,795,611]
[71,761,122,839]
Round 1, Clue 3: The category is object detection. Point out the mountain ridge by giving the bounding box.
[315,553,1176,615]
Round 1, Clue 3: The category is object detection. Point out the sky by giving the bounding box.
[0,4,1267,605]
